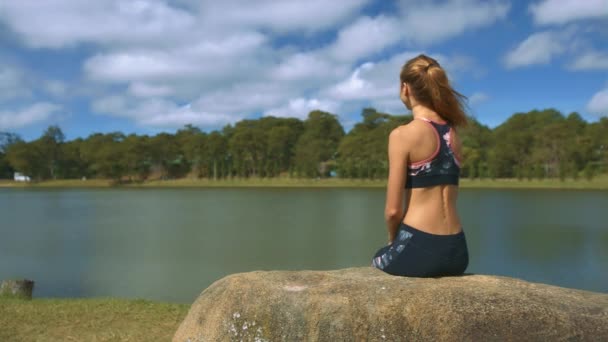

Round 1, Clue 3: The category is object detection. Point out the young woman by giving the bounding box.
[371,54,469,277]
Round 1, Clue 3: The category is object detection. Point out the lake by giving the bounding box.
[0,188,607,303]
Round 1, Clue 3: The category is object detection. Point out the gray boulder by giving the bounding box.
[174,267,608,341]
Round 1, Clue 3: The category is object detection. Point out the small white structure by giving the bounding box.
[14,172,31,182]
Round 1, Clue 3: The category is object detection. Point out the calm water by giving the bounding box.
[0,188,607,303]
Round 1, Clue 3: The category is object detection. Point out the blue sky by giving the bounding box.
[0,0,607,141]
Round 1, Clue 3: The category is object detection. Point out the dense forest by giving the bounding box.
[0,108,606,182]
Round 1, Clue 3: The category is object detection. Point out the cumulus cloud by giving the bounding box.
[137,102,236,127]
[504,31,568,68]
[197,0,369,34]
[128,82,174,98]
[84,32,269,83]
[271,52,347,83]
[398,0,510,45]
[329,16,403,62]
[93,81,297,128]
[0,103,61,130]
[569,51,608,70]
[587,88,608,116]
[0,0,369,48]
[326,1,509,63]
[192,83,294,115]
[530,0,608,25]
[327,62,402,102]
[0,0,197,48]
[323,51,478,114]
[92,96,238,128]
[0,0,503,130]
[265,98,340,120]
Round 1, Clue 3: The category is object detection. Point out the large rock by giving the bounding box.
[174,267,608,342]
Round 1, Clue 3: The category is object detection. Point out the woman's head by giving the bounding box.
[400,54,468,127]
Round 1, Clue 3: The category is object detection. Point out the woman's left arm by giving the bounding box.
[384,127,410,244]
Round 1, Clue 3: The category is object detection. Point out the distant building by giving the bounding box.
[14,172,31,182]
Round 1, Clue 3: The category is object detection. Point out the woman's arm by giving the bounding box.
[384,127,410,244]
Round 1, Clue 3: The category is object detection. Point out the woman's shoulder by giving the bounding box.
[390,120,429,143]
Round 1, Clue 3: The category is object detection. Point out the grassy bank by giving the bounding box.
[1,175,608,190]
[0,297,188,341]
[459,175,608,190]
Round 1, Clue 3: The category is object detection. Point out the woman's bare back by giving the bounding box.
[400,118,463,235]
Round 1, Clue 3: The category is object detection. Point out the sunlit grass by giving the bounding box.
[1,175,607,190]
[0,179,113,188]
[0,297,188,342]
[460,174,608,190]
[136,177,386,188]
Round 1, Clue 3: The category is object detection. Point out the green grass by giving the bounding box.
[459,174,608,190]
[134,177,386,188]
[0,297,188,342]
[1,175,608,190]
[0,179,113,188]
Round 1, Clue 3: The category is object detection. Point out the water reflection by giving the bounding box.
[507,224,586,262]
[0,188,606,303]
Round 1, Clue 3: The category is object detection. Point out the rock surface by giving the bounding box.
[174,267,608,342]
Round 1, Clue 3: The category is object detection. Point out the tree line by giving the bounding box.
[0,108,606,182]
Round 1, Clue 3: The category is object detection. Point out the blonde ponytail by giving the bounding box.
[400,55,468,127]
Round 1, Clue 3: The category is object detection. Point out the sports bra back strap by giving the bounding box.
[414,117,447,125]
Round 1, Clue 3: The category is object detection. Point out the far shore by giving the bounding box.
[1,176,608,190]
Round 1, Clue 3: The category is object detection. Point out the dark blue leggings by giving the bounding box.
[372,223,469,277]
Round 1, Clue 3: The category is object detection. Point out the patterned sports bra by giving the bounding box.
[405,117,462,189]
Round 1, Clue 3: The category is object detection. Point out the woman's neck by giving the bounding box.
[411,104,442,122]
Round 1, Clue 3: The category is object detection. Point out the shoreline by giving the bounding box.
[1,176,607,190]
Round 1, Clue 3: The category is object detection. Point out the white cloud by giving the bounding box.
[328,63,392,100]
[85,51,197,82]
[192,83,293,115]
[83,32,269,83]
[0,0,369,48]
[92,96,239,128]
[92,81,297,128]
[329,16,403,62]
[469,92,490,105]
[128,82,174,97]
[398,0,510,45]
[0,103,61,130]
[504,31,567,68]
[326,1,509,63]
[198,0,369,34]
[271,52,346,82]
[327,52,408,102]
[91,95,129,114]
[0,0,197,48]
[0,0,502,130]
[317,50,477,116]
[137,101,236,127]
[569,51,608,70]
[265,98,340,120]
[530,0,608,25]
[587,88,608,115]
